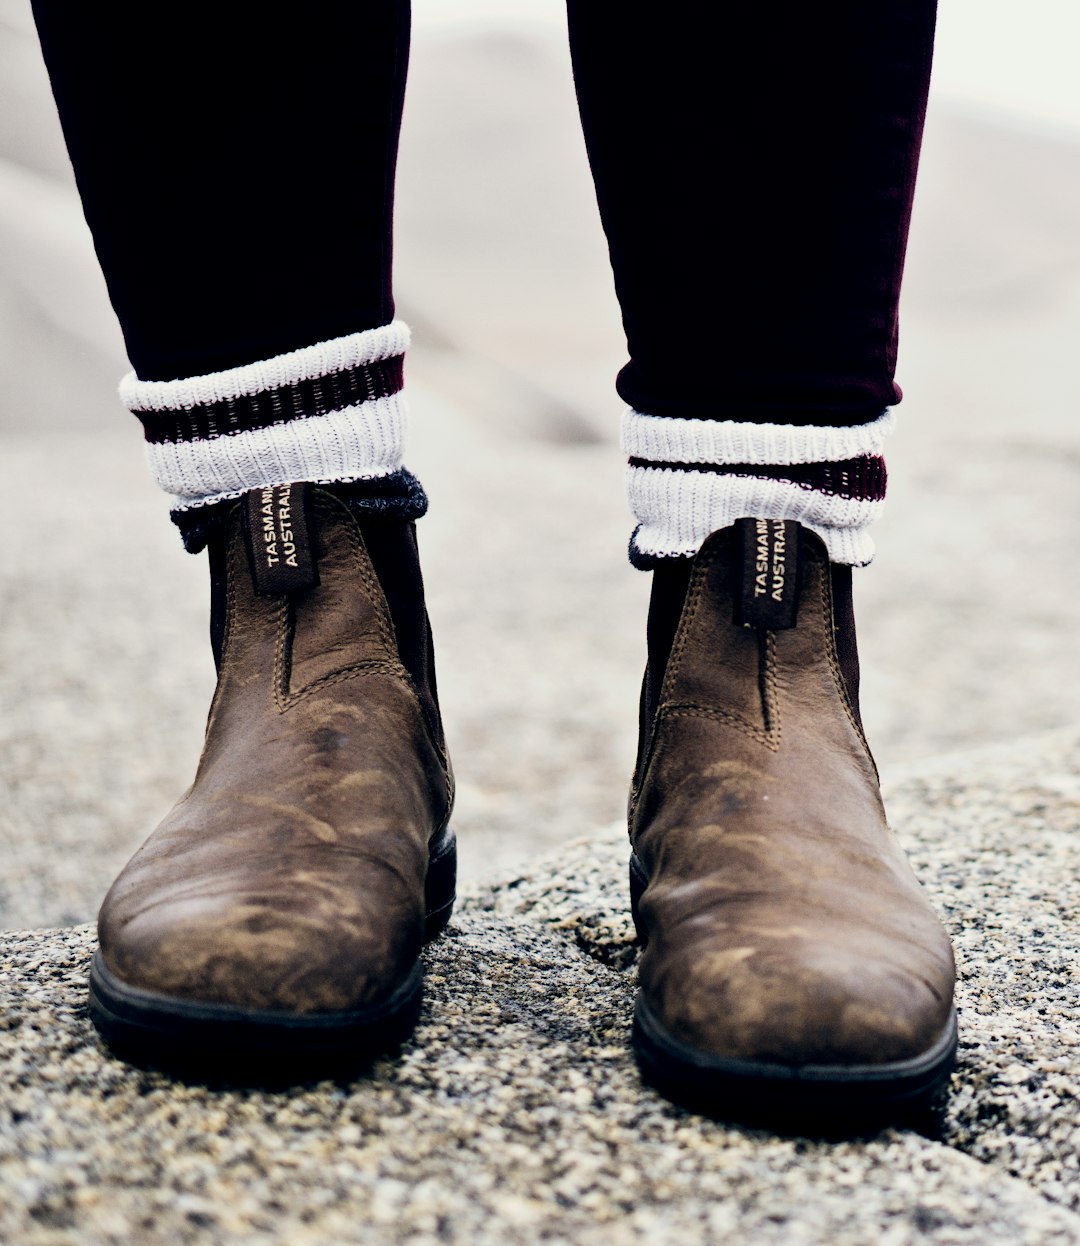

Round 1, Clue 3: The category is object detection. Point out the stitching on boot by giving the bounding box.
[275,493,399,708]
[273,598,292,712]
[631,548,714,821]
[295,493,451,787]
[760,629,782,747]
[661,705,780,750]
[632,538,785,817]
[817,559,876,770]
[661,631,781,752]
[280,659,407,710]
[313,493,397,654]
[657,548,712,703]
[219,517,244,671]
[204,522,245,735]
[656,597,783,751]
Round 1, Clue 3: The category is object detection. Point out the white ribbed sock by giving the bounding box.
[121,321,412,516]
[622,408,894,567]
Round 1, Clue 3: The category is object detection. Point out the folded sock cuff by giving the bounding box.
[621,408,895,465]
[120,322,410,412]
[623,408,894,568]
[121,322,412,515]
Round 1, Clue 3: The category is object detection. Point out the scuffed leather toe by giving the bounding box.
[99,871,423,1015]
[640,930,952,1068]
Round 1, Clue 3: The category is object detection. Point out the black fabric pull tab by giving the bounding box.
[244,483,319,596]
[733,518,800,630]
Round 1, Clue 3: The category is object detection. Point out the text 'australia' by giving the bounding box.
[752,518,789,603]
[260,486,299,569]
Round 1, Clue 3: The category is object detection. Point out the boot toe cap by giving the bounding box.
[641,934,954,1069]
[99,890,421,1016]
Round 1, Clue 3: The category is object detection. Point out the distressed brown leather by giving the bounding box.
[631,525,955,1066]
[97,489,453,1014]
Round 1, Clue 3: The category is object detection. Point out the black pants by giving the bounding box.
[32,1,936,429]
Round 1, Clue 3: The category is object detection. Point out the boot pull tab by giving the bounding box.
[243,483,320,596]
[733,517,800,630]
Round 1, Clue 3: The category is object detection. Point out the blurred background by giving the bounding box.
[2,0,1078,929]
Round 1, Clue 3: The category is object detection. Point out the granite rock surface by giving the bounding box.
[2,731,1080,1245]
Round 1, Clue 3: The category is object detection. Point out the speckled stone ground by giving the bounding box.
[2,731,1080,1245]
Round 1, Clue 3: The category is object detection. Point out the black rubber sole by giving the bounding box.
[88,825,457,1082]
[629,852,958,1130]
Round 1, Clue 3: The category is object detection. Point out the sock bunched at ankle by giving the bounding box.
[623,408,894,568]
[120,321,426,548]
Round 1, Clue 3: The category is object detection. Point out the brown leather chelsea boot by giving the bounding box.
[629,519,956,1125]
[89,484,455,1074]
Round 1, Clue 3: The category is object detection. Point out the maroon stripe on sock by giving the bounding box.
[627,454,887,502]
[133,355,404,445]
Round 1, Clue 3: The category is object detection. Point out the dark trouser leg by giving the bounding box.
[567,1,937,427]
[32,0,410,381]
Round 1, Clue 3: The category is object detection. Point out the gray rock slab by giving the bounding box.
[3,729,1080,1244]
